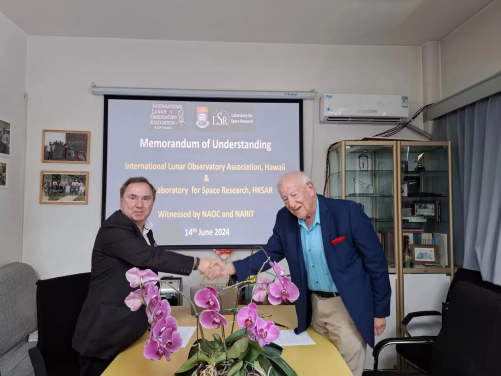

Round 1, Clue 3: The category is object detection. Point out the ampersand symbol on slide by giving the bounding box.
[204,175,209,182]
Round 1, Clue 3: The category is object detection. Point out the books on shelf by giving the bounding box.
[377,231,394,268]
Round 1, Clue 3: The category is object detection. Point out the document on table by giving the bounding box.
[177,326,197,348]
[273,330,316,346]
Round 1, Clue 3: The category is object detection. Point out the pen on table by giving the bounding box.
[275,323,289,329]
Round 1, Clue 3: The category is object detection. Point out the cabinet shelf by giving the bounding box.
[331,170,394,175]
[347,194,393,198]
[402,196,449,199]
[402,170,448,174]
[403,267,452,274]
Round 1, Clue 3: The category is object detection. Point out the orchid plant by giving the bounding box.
[125,256,299,376]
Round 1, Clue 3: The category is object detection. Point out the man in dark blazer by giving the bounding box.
[214,171,391,376]
[73,177,223,376]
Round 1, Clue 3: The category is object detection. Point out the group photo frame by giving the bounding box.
[0,162,7,188]
[39,171,89,204]
[0,120,11,157]
[41,130,90,164]
[413,201,438,220]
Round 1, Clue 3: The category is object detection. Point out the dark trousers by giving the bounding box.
[79,355,113,376]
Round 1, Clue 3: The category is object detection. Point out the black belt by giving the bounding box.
[312,291,340,298]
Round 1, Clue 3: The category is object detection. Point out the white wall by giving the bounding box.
[23,36,423,296]
[441,0,501,97]
[0,12,27,267]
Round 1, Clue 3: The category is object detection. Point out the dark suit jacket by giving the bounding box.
[233,195,391,348]
[72,210,194,360]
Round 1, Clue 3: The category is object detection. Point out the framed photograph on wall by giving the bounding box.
[41,130,90,163]
[40,171,89,204]
[0,120,11,157]
[410,244,440,265]
[0,162,7,188]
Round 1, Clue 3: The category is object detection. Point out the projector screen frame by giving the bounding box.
[102,94,304,249]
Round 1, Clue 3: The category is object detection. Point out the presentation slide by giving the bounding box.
[104,97,302,247]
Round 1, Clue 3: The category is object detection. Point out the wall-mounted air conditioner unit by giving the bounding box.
[320,94,409,124]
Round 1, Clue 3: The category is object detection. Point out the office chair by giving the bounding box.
[363,281,501,376]
[29,273,91,376]
[395,268,501,374]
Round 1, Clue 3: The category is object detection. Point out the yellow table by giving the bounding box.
[103,305,352,376]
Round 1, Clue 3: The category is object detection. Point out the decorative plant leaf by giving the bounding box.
[174,365,203,376]
[213,333,223,348]
[175,351,210,374]
[268,356,298,376]
[262,344,282,358]
[226,337,249,359]
[257,355,273,373]
[188,339,203,358]
[200,339,214,356]
[235,369,245,376]
[267,342,283,352]
[228,360,244,376]
[225,328,246,343]
[244,341,264,362]
[237,347,250,361]
[174,367,198,376]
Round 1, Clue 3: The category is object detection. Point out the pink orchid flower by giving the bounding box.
[152,315,178,339]
[126,268,158,288]
[150,299,172,324]
[144,338,166,361]
[268,277,300,305]
[237,303,258,334]
[253,317,280,347]
[194,287,220,311]
[199,309,228,329]
[252,278,271,302]
[269,262,286,278]
[160,328,183,359]
[124,289,144,311]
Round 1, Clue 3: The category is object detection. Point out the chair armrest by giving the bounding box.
[28,346,48,376]
[372,337,434,371]
[401,310,442,337]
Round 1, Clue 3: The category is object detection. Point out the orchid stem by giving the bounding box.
[155,279,206,341]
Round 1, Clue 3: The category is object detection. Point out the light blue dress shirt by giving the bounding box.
[298,197,338,292]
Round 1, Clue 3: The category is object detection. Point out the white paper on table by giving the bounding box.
[273,330,316,346]
[177,326,197,348]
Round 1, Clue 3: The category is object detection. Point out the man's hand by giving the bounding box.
[197,258,224,278]
[206,261,236,280]
[374,318,386,336]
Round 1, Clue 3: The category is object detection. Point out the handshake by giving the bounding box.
[196,258,236,280]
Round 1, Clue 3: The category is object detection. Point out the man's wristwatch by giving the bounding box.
[193,257,200,270]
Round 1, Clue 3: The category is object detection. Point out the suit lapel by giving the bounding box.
[318,195,331,254]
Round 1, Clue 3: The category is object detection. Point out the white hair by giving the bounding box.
[277,171,311,191]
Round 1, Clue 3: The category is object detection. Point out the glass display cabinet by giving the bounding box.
[327,140,454,371]
[327,140,399,271]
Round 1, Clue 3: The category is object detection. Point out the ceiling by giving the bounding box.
[0,0,494,46]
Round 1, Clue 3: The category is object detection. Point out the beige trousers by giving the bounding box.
[311,293,366,376]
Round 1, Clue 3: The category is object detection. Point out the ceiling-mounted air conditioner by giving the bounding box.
[320,94,409,124]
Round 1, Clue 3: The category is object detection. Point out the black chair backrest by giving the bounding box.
[36,272,91,375]
[432,282,501,376]
[447,268,501,302]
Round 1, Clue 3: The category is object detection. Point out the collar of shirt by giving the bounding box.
[297,197,320,230]
[138,219,153,245]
